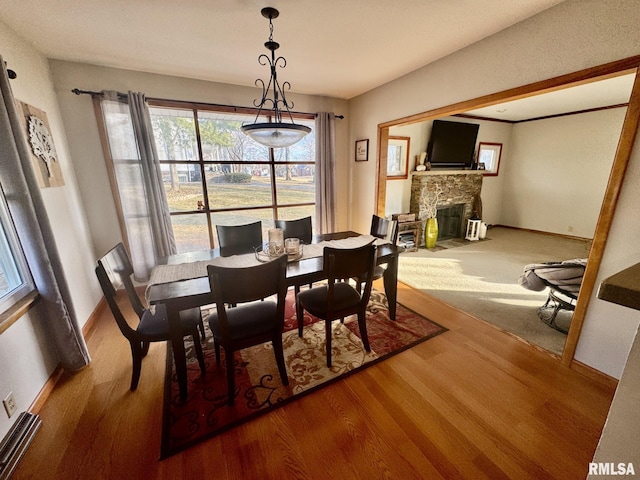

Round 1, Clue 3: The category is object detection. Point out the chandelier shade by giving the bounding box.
[242,7,310,148]
[241,122,311,148]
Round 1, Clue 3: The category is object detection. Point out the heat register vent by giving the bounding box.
[0,412,41,480]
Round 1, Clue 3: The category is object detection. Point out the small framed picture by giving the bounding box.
[477,162,486,170]
[355,139,369,162]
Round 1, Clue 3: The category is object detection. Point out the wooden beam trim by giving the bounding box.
[562,67,640,365]
[379,57,640,129]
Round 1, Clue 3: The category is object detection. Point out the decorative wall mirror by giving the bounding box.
[375,56,640,366]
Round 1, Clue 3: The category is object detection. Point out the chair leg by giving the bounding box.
[296,296,305,338]
[272,335,289,386]
[214,339,221,365]
[325,319,332,368]
[198,318,206,342]
[225,346,236,406]
[357,311,371,352]
[130,342,143,390]
[192,332,206,376]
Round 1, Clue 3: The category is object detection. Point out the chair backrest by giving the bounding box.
[95,243,143,339]
[207,255,288,335]
[370,215,398,244]
[216,221,263,253]
[324,241,377,307]
[274,216,313,244]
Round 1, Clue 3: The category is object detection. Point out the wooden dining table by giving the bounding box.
[146,230,402,400]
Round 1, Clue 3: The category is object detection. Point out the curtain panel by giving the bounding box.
[0,56,90,371]
[315,112,336,234]
[98,91,176,281]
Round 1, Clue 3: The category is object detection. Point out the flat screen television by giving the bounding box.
[426,120,480,169]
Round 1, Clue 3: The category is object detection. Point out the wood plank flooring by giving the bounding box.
[13,282,615,479]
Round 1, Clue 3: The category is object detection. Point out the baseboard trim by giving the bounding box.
[27,367,63,414]
[491,224,592,242]
[29,298,106,414]
[82,296,106,341]
[571,359,619,389]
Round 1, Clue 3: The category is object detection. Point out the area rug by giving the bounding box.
[160,289,446,459]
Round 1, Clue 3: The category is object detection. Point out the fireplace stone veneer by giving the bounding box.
[410,170,483,243]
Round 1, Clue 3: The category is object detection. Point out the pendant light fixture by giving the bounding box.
[241,7,311,148]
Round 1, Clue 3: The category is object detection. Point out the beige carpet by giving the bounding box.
[397,227,592,355]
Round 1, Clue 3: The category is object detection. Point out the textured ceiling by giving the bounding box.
[0,0,565,99]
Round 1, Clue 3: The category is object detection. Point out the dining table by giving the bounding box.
[145,230,402,400]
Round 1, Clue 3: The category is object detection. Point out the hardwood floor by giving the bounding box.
[14,281,615,479]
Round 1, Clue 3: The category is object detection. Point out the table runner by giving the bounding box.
[147,235,385,287]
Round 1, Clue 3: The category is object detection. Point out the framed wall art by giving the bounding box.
[355,139,369,162]
[16,100,65,188]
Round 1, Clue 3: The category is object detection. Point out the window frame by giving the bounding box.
[148,99,316,251]
[0,183,37,332]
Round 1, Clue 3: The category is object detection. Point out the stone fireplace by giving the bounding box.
[410,171,483,244]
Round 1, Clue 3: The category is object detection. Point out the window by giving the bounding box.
[0,184,34,317]
[148,101,316,253]
[477,142,503,176]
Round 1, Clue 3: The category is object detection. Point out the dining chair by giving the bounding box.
[95,243,205,391]
[354,215,398,293]
[274,216,313,244]
[275,216,313,294]
[216,221,263,254]
[296,241,377,368]
[206,254,289,406]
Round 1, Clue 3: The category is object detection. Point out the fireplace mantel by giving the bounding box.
[412,170,484,177]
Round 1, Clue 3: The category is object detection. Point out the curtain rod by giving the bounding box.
[71,88,344,119]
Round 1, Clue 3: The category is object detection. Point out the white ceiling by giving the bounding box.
[0,0,566,99]
[465,74,635,122]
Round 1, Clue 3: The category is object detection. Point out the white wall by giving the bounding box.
[500,108,626,238]
[0,21,99,438]
[348,0,640,378]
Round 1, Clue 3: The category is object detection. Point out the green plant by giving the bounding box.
[223,172,252,183]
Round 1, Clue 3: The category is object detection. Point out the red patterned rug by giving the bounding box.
[160,289,446,459]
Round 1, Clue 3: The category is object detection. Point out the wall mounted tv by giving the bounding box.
[427,120,480,169]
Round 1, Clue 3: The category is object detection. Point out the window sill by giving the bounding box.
[0,290,41,335]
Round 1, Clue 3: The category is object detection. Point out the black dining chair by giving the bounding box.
[216,221,263,254]
[275,216,313,294]
[354,215,397,292]
[296,241,377,368]
[95,243,205,390]
[206,254,289,406]
[274,216,313,244]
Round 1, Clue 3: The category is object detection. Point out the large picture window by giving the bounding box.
[148,101,316,253]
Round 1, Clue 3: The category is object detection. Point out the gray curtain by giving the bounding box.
[0,56,90,371]
[99,91,176,280]
[315,112,336,233]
